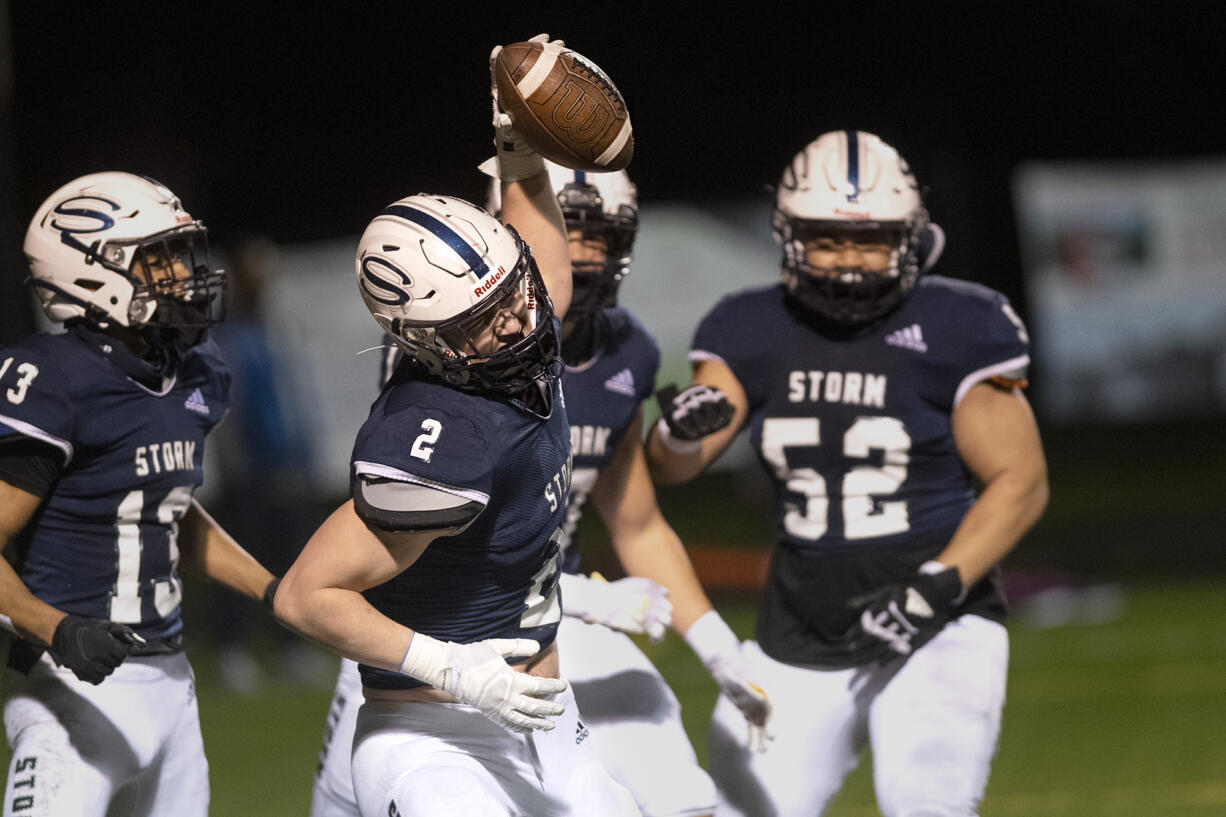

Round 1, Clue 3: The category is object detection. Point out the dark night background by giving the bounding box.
[3,2,1222,342]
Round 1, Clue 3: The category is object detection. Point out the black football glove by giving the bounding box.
[844,567,963,661]
[50,615,145,684]
[656,384,735,442]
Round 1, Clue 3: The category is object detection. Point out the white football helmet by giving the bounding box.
[23,172,225,345]
[356,194,559,393]
[488,161,638,321]
[773,130,929,326]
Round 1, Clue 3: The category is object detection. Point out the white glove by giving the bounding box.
[684,610,773,752]
[399,633,567,733]
[559,571,673,642]
[479,33,562,181]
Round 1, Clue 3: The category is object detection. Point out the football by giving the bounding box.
[494,40,633,172]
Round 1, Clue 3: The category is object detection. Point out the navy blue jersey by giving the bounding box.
[558,307,660,573]
[353,366,572,690]
[692,277,1029,666]
[0,327,230,642]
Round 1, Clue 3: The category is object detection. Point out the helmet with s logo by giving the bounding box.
[23,172,225,346]
[356,194,559,394]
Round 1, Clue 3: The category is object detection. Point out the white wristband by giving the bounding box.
[683,609,739,666]
[477,140,546,182]
[654,417,702,455]
[397,632,448,690]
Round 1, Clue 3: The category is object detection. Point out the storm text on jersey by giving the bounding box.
[134,440,198,476]
[570,425,613,458]
[544,450,574,513]
[134,439,198,478]
[787,370,887,407]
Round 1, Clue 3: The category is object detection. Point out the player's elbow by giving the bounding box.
[1028,468,1050,523]
[1011,458,1050,529]
[269,571,311,635]
[644,438,700,486]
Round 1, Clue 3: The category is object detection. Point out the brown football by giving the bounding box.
[494,40,633,172]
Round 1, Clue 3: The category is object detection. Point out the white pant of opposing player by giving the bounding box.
[709,615,1008,817]
[310,658,362,817]
[2,650,208,817]
[558,617,715,817]
[349,684,640,817]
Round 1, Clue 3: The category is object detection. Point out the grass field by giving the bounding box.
[5,577,1225,816]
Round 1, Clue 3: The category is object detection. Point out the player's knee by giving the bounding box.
[386,764,508,817]
[632,763,715,817]
[6,725,115,817]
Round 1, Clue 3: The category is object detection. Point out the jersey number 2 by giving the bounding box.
[410,419,442,462]
[761,416,911,541]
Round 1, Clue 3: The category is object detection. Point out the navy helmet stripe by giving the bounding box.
[381,204,490,278]
[845,129,860,202]
[574,170,587,185]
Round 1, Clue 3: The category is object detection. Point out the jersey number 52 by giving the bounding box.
[761,416,911,541]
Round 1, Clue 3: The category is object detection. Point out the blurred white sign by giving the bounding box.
[1013,159,1226,423]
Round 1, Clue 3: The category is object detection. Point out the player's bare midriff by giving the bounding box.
[362,640,560,703]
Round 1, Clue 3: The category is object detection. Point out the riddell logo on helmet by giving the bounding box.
[474,265,507,297]
[833,208,872,219]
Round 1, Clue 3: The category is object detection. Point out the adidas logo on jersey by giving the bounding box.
[184,388,210,416]
[575,718,590,745]
[604,368,636,397]
[884,324,928,353]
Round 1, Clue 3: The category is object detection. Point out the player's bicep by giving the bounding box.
[952,381,1046,488]
[291,500,436,595]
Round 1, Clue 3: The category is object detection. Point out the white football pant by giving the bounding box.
[349,685,639,817]
[309,658,362,817]
[709,614,1008,817]
[3,650,208,817]
[315,618,715,817]
[559,616,715,817]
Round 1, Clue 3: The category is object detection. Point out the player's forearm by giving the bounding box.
[612,518,714,634]
[178,500,275,602]
[935,466,1049,587]
[273,579,412,672]
[644,426,709,485]
[501,173,571,317]
[0,560,66,645]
